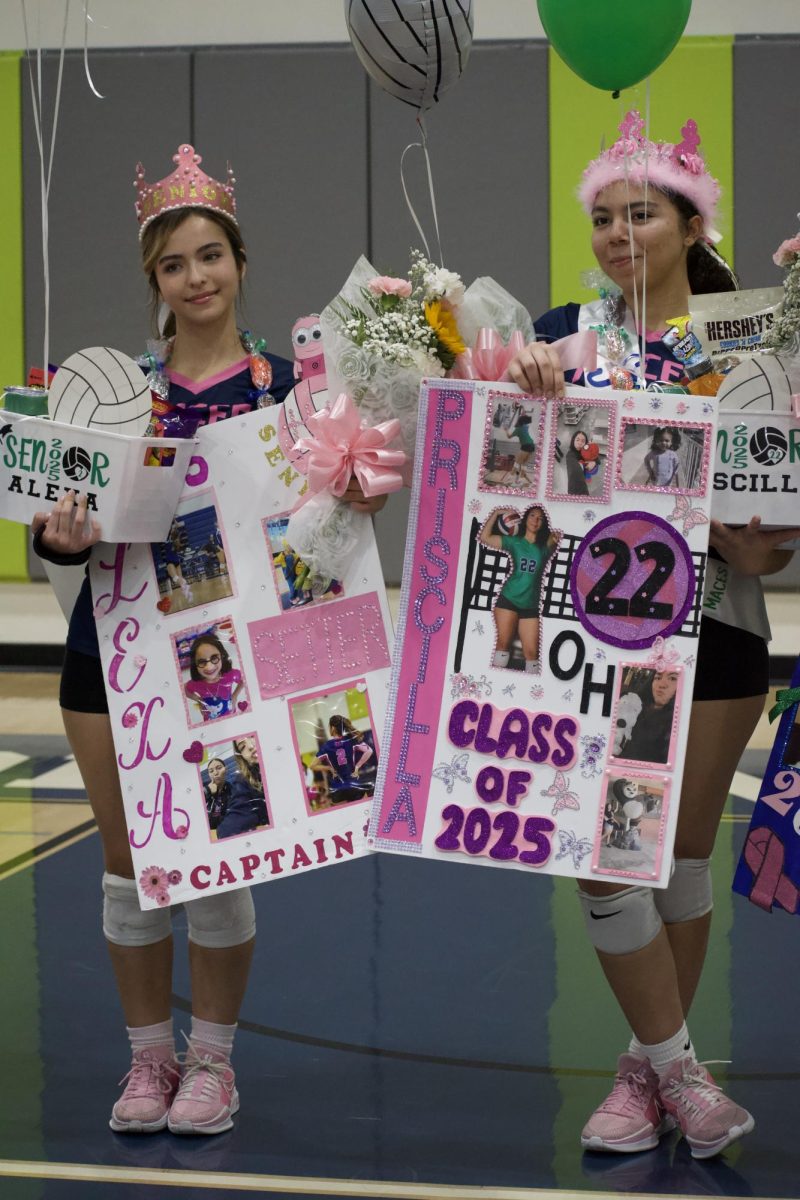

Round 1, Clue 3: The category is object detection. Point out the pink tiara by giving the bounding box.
[578,111,722,243]
[134,143,237,238]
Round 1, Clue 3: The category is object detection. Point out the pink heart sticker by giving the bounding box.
[182,741,204,763]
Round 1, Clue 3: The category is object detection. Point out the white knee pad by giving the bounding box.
[577,884,663,955]
[653,857,713,924]
[102,872,172,947]
[185,887,256,949]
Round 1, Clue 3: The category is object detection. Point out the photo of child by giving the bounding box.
[597,775,667,878]
[549,401,612,501]
[288,683,378,814]
[150,492,232,614]
[263,515,343,611]
[618,421,709,495]
[480,394,543,493]
[610,665,681,766]
[173,617,250,727]
[200,733,270,841]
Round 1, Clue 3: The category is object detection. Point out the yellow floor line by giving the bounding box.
[0,822,97,881]
[3,1159,767,1200]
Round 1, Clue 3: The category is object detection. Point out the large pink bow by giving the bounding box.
[452,327,597,382]
[293,392,407,504]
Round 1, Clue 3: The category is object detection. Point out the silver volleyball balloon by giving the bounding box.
[345,0,474,111]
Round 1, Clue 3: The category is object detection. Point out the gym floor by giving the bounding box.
[0,585,797,1200]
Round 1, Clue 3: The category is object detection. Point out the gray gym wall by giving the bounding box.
[22,38,800,585]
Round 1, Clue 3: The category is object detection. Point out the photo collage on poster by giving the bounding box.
[374,380,717,888]
[147,495,379,849]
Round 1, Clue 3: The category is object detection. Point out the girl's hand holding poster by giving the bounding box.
[92,406,393,909]
[371,380,717,888]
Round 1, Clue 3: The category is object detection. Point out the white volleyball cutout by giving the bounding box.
[345,0,474,112]
[48,346,152,435]
[716,354,794,413]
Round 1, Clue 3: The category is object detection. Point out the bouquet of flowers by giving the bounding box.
[286,252,534,580]
[763,223,800,354]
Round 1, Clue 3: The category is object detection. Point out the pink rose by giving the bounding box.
[367,275,412,298]
[773,236,800,267]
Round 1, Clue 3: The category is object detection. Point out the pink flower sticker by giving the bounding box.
[174,825,189,840]
[140,866,169,899]
[122,711,139,729]
[773,236,800,267]
[167,869,182,886]
[154,890,170,907]
[367,274,412,298]
[133,655,147,669]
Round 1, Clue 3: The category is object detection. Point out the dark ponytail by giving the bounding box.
[663,188,739,294]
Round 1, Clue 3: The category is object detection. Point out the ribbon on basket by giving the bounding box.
[293,392,408,506]
[451,327,598,383]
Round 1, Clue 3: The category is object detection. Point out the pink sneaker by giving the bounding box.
[167,1043,239,1135]
[658,1058,754,1159]
[581,1053,675,1153]
[109,1049,180,1133]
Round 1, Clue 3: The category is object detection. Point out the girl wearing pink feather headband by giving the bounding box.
[510,113,799,1161]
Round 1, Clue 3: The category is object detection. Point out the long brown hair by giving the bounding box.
[140,208,247,338]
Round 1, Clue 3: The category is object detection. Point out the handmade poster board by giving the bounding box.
[371,381,717,888]
[92,405,393,909]
[733,659,800,918]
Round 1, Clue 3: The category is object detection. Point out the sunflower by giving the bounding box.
[424,300,466,359]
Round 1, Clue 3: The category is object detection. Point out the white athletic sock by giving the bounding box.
[524,659,538,674]
[127,1018,174,1057]
[633,1023,695,1078]
[493,650,510,668]
[190,1016,237,1061]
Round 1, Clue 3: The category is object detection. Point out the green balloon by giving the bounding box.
[537,0,692,92]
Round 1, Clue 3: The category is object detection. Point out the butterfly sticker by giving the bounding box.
[541,771,580,816]
[555,829,594,870]
[667,494,709,535]
[645,635,681,673]
[432,752,472,795]
[502,683,516,698]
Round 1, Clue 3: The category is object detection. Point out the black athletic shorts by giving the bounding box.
[60,648,109,714]
[494,594,540,621]
[692,616,769,701]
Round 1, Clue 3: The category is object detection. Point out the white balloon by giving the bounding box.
[345,0,474,111]
[48,346,152,435]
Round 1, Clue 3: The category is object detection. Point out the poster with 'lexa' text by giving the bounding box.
[92,406,393,909]
[371,381,717,887]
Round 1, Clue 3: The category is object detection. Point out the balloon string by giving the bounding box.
[640,77,650,388]
[399,115,444,265]
[83,1,104,98]
[20,0,71,384]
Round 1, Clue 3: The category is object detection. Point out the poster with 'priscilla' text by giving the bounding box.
[371,380,718,887]
[92,405,393,909]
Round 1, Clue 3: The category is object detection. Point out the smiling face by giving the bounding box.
[652,671,679,707]
[153,213,244,331]
[590,182,702,297]
[193,641,223,682]
[524,507,544,537]
[572,431,587,452]
[657,430,673,451]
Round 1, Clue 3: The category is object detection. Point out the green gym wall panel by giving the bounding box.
[0,51,27,582]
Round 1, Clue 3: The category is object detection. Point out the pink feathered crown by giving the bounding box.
[134,143,237,238]
[579,111,722,243]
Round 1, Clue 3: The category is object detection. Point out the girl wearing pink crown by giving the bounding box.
[31,144,384,1138]
[510,114,800,1161]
